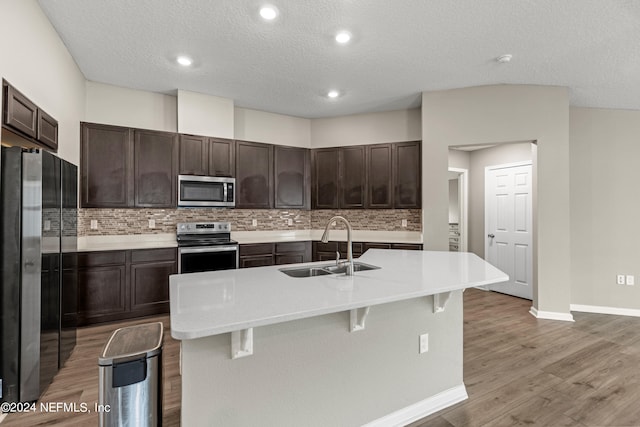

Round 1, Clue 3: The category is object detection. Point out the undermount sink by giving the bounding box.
[279,262,381,278]
[322,262,381,275]
[279,266,333,278]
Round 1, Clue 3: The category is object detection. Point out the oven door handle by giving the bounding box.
[179,245,238,254]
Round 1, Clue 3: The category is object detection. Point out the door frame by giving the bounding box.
[484,160,533,297]
[448,167,468,252]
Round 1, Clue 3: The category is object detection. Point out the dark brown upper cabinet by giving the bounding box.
[394,141,421,208]
[37,109,58,151]
[179,135,235,177]
[81,122,134,208]
[366,143,393,208]
[134,129,178,208]
[274,145,310,209]
[2,80,58,152]
[3,82,38,138]
[179,134,208,175]
[312,148,340,209]
[235,140,273,208]
[340,146,366,208]
[209,137,235,177]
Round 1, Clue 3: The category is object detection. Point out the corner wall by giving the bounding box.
[422,85,570,316]
[570,107,640,310]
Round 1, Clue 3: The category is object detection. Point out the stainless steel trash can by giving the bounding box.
[98,322,163,427]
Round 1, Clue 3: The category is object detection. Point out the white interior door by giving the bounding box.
[485,162,533,300]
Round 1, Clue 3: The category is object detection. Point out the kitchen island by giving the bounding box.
[169,249,507,426]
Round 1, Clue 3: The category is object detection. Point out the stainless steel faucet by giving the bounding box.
[321,216,354,276]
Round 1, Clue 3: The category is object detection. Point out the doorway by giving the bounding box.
[447,168,468,252]
[485,162,533,300]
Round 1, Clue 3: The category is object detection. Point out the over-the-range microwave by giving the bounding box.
[178,175,235,207]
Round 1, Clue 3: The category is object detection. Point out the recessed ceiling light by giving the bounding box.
[335,31,351,44]
[176,56,193,66]
[260,6,278,20]
[496,54,512,63]
[327,90,340,98]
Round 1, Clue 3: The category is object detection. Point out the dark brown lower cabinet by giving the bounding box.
[239,242,311,268]
[78,248,176,326]
[130,248,176,317]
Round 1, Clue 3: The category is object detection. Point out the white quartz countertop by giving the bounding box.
[169,250,508,340]
[77,230,423,251]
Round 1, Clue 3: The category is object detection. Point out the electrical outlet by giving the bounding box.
[90,220,98,230]
[617,275,626,285]
[148,219,155,229]
[252,219,258,227]
[44,220,51,231]
[419,333,429,354]
[287,218,293,226]
[401,219,408,228]
[626,275,635,286]
[331,221,337,226]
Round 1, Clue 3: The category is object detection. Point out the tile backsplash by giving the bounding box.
[78,208,421,236]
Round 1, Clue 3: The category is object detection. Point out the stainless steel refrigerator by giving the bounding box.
[1,146,77,403]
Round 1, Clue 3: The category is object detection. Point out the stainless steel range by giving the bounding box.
[176,222,238,274]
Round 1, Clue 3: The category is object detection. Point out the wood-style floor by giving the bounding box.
[3,288,640,426]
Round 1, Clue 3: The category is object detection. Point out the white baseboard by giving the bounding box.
[363,384,468,427]
[529,306,575,322]
[571,304,640,318]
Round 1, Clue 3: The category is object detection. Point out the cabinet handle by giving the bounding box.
[487,234,495,238]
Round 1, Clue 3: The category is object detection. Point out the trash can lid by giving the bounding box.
[99,322,163,366]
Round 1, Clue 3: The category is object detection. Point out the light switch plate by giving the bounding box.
[626,275,635,286]
[90,220,98,230]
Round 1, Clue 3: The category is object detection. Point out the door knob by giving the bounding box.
[487,234,495,238]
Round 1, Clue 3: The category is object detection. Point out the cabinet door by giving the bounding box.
[134,129,178,207]
[340,146,366,208]
[179,134,208,175]
[81,123,134,208]
[275,241,311,265]
[275,146,310,209]
[391,243,423,250]
[37,109,58,152]
[240,255,275,268]
[367,144,393,208]
[394,141,421,208]
[312,148,339,209]
[77,265,127,324]
[235,140,273,208]
[209,137,235,177]
[130,249,176,316]
[3,82,38,138]
[363,242,392,253]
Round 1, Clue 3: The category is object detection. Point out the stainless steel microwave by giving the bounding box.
[178,175,235,207]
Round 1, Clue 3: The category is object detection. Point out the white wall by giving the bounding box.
[422,85,570,316]
[0,0,85,165]
[85,81,176,132]
[235,107,311,147]
[570,107,640,310]
[311,108,421,147]
[177,89,234,138]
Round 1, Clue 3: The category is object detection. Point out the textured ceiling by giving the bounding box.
[38,0,640,118]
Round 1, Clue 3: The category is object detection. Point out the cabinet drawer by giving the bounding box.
[275,241,308,254]
[239,243,274,256]
[131,248,176,263]
[78,251,126,267]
